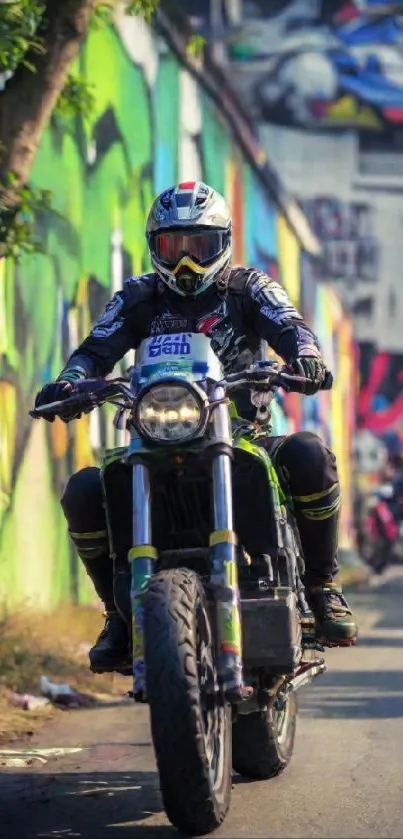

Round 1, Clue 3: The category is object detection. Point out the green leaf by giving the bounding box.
[54,73,96,120]
[0,176,53,260]
[125,0,160,23]
[0,0,45,73]
[187,33,205,58]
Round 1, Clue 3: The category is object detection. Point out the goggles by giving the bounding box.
[151,229,228,268]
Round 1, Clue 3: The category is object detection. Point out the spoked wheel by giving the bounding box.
[144,568,232,835]
[199,618,228,794]
[232,690,297,780]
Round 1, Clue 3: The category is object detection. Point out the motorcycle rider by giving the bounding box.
[34,181,358,672]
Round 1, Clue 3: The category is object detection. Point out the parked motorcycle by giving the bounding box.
[31,332,330,835]
[360,482,403,574]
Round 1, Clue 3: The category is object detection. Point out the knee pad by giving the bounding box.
[282,432,336,472]
[277,432,339,501]
[61,467,105,531]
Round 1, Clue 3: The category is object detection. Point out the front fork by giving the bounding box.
[129,462,156,699]
[209,390,244,699]
[129,393,244,700]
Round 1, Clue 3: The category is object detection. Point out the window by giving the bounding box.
[358,129,403,178]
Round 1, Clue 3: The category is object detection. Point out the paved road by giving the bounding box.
[1,569,403,839]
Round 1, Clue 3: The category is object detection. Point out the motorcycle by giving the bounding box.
[360,482,403,574]
[31,332,330,835]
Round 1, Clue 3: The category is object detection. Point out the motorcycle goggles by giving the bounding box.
[151,228,230,268]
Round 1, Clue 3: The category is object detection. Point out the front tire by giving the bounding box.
[144,568,232,834]
[232,691,297,780]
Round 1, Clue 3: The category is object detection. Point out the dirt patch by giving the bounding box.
[0,605,129,744]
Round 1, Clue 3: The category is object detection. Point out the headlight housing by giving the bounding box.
[135,380,209,443]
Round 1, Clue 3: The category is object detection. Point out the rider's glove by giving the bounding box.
[34,365,89,422]
[288,356,328,395]
[34,380,77,423]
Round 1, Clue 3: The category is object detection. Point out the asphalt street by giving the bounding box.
[1,569,403,839]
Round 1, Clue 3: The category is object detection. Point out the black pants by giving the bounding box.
[260,432,340,584]
[61,431,340,605]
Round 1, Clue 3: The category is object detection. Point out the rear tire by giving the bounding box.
[232,691,297,780]
[144,568,232,834]
[363,535,389,574]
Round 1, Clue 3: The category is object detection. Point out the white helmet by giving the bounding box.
[146,181,232,296]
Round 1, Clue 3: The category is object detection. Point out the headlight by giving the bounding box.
[136,382,208,443]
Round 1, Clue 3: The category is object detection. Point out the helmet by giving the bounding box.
[146,181,232,296]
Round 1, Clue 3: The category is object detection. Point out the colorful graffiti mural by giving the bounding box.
[359,343,403,446]
[203,1,403,452]
[300,197,378,284]
[270,264,357,551]
[224,0,403,134]
[0,12,356,609]
[313,284,357,550]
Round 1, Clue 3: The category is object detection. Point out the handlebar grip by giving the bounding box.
[29,398,71,418]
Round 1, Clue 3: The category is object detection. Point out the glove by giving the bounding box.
[34,380,77,423]
[288,356,328,395]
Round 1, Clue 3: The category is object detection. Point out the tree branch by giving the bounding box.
[0,0,97,207]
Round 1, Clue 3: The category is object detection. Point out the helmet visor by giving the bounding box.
[152,229,228,268]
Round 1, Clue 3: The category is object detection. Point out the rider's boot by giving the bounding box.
[61,472,131,672]
[290,473,358,646]
[305,581,358,646]
[86,555,131,673]
[89,608,131,674]
[73,537,131,672]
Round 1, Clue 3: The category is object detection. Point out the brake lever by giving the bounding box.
[278,371,309,391]
[278,369,334,392]
[29,398,71,419]
[29,392,94,419]
[30,380,134,419]
[220,364,333,395]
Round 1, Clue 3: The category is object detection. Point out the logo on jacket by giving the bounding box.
[150,312,192,335]
[197,312,224,335]
[196,302,246,371]
[148,334,191,357]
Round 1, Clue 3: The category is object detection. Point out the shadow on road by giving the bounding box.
[0,770,178,839]
[300,570,403,720]
[351,572,403,632]
[301,668,403,720]
[356,636,403,647]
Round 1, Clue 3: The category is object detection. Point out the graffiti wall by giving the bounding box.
[359,343,403,448]
[206,0,403,452]
[226,0,403,136]
[300,197,378,285]
[0,11,355,609]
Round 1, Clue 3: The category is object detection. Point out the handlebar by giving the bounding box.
[29,378,133,419]
[29,364,333,420]
[219,364,333,393]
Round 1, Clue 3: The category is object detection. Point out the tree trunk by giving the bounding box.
[0,0,97,208]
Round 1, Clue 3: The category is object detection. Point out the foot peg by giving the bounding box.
[225,684,253,703]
